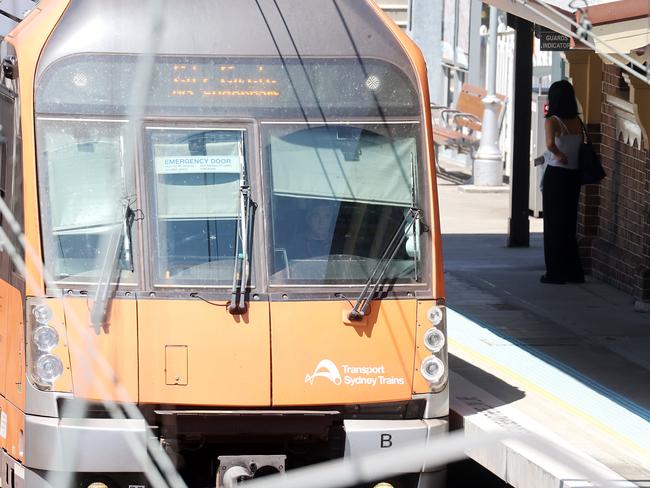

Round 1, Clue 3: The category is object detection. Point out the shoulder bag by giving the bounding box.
[578,119,606,185]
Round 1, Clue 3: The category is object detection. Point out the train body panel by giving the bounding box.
[271,299,417,405]
[4,285,24,412]
[138,299,271,406]
[2,395,25,464]
[7,0,72,297]
[0,280,9,397]
[63,297,138,402]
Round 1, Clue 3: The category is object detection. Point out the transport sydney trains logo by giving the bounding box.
[305,359,405,387]
[305,359,343,385]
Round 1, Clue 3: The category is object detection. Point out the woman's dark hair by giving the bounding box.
[546,79,579,118]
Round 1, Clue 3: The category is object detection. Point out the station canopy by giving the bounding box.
[482,0,650,56]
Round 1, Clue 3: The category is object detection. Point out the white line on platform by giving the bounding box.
[448,307,650,460]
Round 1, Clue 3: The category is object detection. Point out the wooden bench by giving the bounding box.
[431,83,507,157]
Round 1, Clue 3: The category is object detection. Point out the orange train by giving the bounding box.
[0,1,447,487]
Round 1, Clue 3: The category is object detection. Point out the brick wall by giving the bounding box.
[579,65,650,302]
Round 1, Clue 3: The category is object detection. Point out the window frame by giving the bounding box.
[35,116,142,287]
[142,123,260,290]
[36,54,421,120]
[260,119,432,290]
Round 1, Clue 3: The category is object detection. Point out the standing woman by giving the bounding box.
[541,80,585,284]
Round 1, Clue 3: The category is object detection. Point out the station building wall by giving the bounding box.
[578,63,650,306]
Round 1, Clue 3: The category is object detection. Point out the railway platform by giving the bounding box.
[438,171,650,487]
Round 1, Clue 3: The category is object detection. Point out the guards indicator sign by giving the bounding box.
[540,29,570,51]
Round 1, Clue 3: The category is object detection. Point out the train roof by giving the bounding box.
[37,0,415,79]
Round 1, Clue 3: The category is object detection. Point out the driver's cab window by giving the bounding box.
[36,118,135,283]
[146,128,245,286]
[266,124,421,285]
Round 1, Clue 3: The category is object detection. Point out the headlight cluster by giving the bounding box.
[419,305,447,388]
[29,303,64,389]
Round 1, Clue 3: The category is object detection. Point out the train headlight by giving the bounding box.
[426,306,443,326]
[34,354,64,385]
[415,303,447,393]
[423,327,445,353]
[420,356,445,384]
[32,304,53,325]
[26,299,70,392]
[32,326,59,352]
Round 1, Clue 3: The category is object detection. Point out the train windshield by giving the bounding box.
[265,123,421,285]
[36,55,424,288]
[145,128,245,286]
[36,118,137,283]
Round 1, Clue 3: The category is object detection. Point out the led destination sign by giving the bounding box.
[36,55,419,117]
[170,63,281,99]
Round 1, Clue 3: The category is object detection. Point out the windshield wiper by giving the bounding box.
[122,202,136,272]
[90,199,135,333]
[347,207,421,322]
[229,183,255,315]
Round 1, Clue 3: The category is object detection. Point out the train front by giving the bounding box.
[11,0,447,486]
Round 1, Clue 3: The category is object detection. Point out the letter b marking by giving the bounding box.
[380,433,393,448]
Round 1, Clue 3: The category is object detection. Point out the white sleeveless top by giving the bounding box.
[545,116,581,170]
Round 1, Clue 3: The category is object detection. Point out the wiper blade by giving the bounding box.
[229,185,255,315]
[90,199,134,333]
[348,207,421,322]
[122,203,136,272]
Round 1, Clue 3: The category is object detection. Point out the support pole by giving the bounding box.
[410,0,444,105]
[473,6,504,186]
[507,15,533,247]
[467,0,483,87]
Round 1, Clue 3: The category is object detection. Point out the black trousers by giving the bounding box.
[542,165,584,281]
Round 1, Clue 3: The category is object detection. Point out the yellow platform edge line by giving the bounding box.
[449,337,650,462]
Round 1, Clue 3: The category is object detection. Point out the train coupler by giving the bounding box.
[216,455,286,487]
